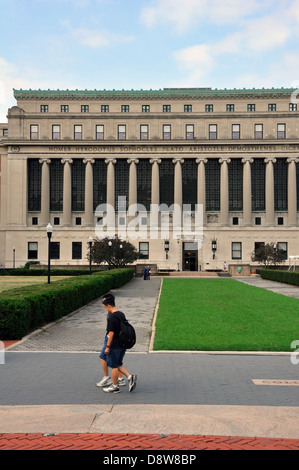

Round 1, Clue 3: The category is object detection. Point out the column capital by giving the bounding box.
[172,158,184,165]
[196,158,208,164]
[242,157,254,164]
[61,158,73,165]
[219,158,231,164]
[127,158,139,165]
[83,158,95,165]
[150,158,162,165]
[39,158,51,165]
[287,157,299,164]
[105,158,117,165]
[264,157,276,164]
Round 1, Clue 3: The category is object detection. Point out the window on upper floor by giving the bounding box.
[184,104,192,112]
[81,105,89,113]
[248,104,255,112]
[163,124,171,140]
[268,103,276,111]
[205,104,213,112]
[142,105,150,113]
[163,105,171,112]
[290,103,297,111]
[40,105,48,113]
[254,124,263,140]
[101,105,109,113]
[226,104,234,112]
[61,105,69,113]
[30,125,39,140]
[118,125,126,140]
[140,125,149,140]
[186,124,194,140]
[232,124,240,140]
[74,125,82,140]
[96,125,104,140]
[121,105,129,113]
[277,123,286,139]
[209,124,217,140]
[52,125,61,140]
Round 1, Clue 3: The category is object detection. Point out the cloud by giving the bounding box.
[71,28,135,49]
[140,0,262,32]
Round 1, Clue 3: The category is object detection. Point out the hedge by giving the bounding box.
[261,269,299,286]
[0,268,134,340]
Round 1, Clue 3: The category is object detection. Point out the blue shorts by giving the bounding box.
[99,337,126,368]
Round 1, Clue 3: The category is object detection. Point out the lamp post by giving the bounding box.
[108,240,112,270]
[13,247,15,269]
[46,223,53,284]
[88,236,93,274]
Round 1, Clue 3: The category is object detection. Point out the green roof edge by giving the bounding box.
[13,87,296,100]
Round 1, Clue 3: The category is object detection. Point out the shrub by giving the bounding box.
[0,268,134,340]
[261,270,299,286]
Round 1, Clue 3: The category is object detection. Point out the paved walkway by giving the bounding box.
[1,276,299,451]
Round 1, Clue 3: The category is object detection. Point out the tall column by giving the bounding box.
[150,158,161,206]
[127,158,139,208]
[196,158,207,226]
[83,158,95,226]
[219,158,231,226]
[173,158,184,208]
[287,157,299,226]
[61,158,73,227]
[242,157,254,226]
[39,158,51,226]
[105,158,117,209]
[264,157,276,226]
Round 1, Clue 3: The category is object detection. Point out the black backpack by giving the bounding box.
[114,312,136,349]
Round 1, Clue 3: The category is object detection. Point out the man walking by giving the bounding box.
[101,293,137,394]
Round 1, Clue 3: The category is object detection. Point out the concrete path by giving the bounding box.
[1,276,299,449]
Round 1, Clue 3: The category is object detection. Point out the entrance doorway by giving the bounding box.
[183,242,198,271]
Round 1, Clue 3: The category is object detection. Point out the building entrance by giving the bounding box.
[183,242,198,272]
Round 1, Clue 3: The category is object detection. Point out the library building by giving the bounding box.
[0,87,298,275]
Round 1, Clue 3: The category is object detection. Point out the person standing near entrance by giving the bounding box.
[101,293,137,394]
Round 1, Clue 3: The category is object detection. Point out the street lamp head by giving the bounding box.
[89,236,93,243]
[120,244,123,249]
[46,223,53,234]
[108,241,112,247]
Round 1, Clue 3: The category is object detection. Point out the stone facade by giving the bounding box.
[0,87,298,272]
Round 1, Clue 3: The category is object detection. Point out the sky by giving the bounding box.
[1,0,299,122]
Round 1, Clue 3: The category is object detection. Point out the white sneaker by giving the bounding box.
[96,376,112,387]
[128,374,137,392]
[118,378,126,387]
[103,384,121,394]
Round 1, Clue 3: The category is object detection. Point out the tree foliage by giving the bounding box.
[89,237,138,269]
[251,243,285,268]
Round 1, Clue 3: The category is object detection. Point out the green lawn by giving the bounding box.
[0,276,71,293]
[153,279,299,352]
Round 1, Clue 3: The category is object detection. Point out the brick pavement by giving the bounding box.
[0,433,298,450]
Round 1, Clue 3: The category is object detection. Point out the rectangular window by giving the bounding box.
[3,129,8,136]
[186,124,194,140]
[74,125,82,140]
[232,242,242,260]
[227,104,234,112]
[232,124,240,140]
[184,104,192,112]
[81,105,89,113]
[163,105,171,112]
[163,124,171,140]
[50,242,60,260]
[268,103,276,111]
[118,125,126,140]
[255,124,263,140]
[290,103,297,111]
[140,124,149,140]
[61,105,69,113]
[205,104,213,112]
[30,125,39,140]
[209,124,217,140]
[142,105,150,113]
[52,125,61,140]
[121,105,129,113]
[96,125,104,140]
[28,242,38,260]
[101,105,109,113]
[278,242,288,260]
[277,123,286,139]
[72,242,82,260]
[32,217,38,225]
[248,104,256,112]
[139,242,149,260]
[40,105,48,113]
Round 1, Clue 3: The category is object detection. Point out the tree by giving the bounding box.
[89,236,138,269]
[251,243,285,268]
